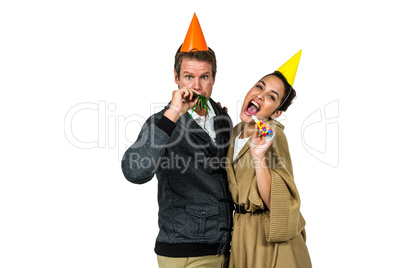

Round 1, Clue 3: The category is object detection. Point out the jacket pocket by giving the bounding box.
[174,203,220,239]
[186,204,219,238]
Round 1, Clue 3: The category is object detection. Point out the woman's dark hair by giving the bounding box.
[262,70,297,113]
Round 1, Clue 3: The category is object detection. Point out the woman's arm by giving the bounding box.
[250,124,275,209]
[254,157,272,209]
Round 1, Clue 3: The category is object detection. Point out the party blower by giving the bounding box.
[252,115,275,141]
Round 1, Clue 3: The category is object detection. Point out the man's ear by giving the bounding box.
[212,72,216,86]
[174,69,180,85]
[270,110,282,119]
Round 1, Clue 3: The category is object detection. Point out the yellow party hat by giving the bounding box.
[180,13,208,52]
[277,49,302,86]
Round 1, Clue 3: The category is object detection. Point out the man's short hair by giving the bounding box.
[174,45,217,80]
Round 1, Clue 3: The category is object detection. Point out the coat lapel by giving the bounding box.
[174,99,232,155]
[174,107,217,153]
[211,99,232,158]
[233,139,251,165]
[226,122,253,186]
[226,130,237,185]
[231,122,252,165]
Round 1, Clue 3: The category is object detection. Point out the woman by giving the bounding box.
[226,53,312,267]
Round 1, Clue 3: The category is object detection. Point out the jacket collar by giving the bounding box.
[166,99,231,155]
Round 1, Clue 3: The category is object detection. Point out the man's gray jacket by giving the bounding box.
[121,99,233,257]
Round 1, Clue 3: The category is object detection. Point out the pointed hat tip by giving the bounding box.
[180,13,208,52]
[276,49,303,86]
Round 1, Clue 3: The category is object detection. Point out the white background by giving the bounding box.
[1,0,401,267]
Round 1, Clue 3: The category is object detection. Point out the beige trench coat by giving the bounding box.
[226,120,312,268]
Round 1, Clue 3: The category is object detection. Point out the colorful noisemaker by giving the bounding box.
[252,115,275,141]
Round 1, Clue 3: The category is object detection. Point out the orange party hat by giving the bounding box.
[180,13,208,52]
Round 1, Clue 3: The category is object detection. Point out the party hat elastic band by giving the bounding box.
[180,13,208,52]
[276,49,302,87]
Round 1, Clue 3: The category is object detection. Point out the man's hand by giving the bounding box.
[217,102,228,113]
[164,87,199,123]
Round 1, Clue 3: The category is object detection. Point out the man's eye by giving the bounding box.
[201,76,208,79]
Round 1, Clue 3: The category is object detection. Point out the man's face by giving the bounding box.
[174,58,215,99]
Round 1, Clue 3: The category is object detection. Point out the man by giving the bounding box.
[121,14,233,267]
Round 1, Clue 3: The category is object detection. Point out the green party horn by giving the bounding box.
[191,95,210,118]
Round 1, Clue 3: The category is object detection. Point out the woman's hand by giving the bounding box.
[250,123,274,161]
[164,86,199,122]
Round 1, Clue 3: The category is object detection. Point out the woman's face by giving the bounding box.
[240,75,286,122]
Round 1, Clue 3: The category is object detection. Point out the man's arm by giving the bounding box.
[121,86,198,184]
[121,114,176,184]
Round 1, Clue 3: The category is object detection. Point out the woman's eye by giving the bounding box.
[256,85,263,90]
[268,94,275,101]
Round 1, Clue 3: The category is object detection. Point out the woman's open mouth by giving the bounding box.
[244,99,260,116]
